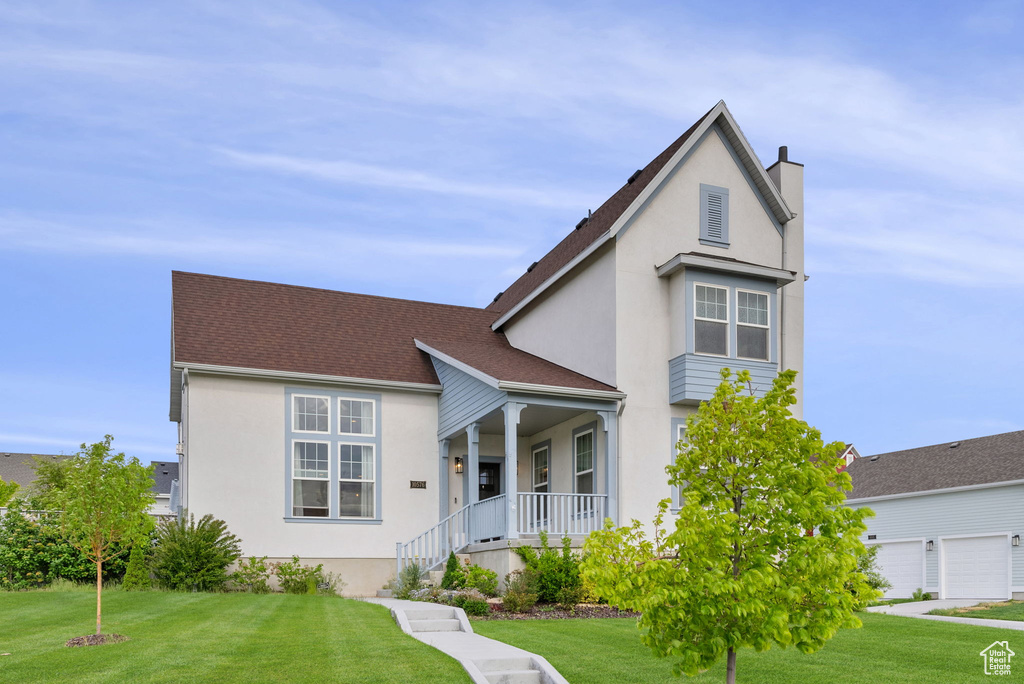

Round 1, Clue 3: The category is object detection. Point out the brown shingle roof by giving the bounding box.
[486,105,716,318]
[846,430,1024,499]
[172,272,614,391]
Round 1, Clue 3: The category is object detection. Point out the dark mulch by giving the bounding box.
[476,605,640,621]
[65,634,129,647]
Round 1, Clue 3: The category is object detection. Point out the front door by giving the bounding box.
[479,462,501,500]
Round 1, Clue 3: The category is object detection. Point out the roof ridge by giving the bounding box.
[172,271,492,315]
[864,429,1024,459]
[485,103,719,318]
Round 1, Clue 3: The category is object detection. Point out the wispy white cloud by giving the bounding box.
[0,433,169,457]
[807,189,1024,286]
[216,149,602,209]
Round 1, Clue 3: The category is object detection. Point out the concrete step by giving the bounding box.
[476,658,535,672]
[405,608,457,621]
[483,670,541,684]
[408,618,463,633]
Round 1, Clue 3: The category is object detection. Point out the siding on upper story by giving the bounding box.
[849,483,1024,590]
[431,358,506,439]
[668,353,777,404]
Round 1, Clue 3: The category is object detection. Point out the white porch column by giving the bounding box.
[503,402,525,540]
[466,423,480,506]
[598,409,618,525]
[438,438,450,520]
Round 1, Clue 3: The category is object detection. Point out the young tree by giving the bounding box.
[56,436,155,635]
[582,370,876,683]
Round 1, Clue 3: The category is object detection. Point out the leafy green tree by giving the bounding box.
[151,512,241,591]
[56,436,155,634]
[582,370,876,683]
[0,477,18,507]
[30,456,74,508]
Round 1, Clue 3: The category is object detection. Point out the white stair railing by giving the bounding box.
[395,494,507,576]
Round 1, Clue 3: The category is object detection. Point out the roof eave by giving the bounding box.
[173,361,443,393]
[656,253,797,285]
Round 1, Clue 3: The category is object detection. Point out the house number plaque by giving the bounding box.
[409,480,426,489]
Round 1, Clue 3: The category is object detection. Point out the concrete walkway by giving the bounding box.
[867,599,1024,631]
[364,598,568,684]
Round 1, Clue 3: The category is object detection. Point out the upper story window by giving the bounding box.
[339,398,375,435]
[737,290,769,361]
[286,388,381,523]
[293,396,329,433]
[694,284,729,356]
[699,184,730,247]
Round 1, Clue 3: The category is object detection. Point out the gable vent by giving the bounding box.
[706,193,724,240]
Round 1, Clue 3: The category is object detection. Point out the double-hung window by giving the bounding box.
[338,443,375,518]
[287,390,380,522]
[532,445,549,493]
[737,290,769,361]
[694,284,729,356]
[574,429,594,494]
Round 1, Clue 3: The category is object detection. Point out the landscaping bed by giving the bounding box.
[476,603,639,620]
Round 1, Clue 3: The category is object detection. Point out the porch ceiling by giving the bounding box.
[477,405,587,437]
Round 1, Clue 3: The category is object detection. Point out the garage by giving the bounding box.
[942,535,1010,599]
[873,540,924,599]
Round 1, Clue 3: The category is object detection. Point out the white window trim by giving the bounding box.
[337,441,376,519]
[735,288,771,362]
[693,282,730,358]
[291,394,331,434]
[338,396,376,437]
[291,438,331,518]
[532,445,549,492]
[573,429,595,494]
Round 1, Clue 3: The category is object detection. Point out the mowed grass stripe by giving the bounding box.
[0,592,470,684]
[474,612,1021,684]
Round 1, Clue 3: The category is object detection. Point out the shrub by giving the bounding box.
[389,563,426,600]
[513,532,581,603]
[151,512,241,592]
[556,584,584,611]
[464,564,499,597]
[912,587,931,601]
[501,569,538,613]
[232,556,272,594]
[271,556,342,596]
[441,552,465,590]
[121,543,151,591]
[850,544,892,608]
[453,588,490,616]
[0,507,128,590]
[579,573,604,604]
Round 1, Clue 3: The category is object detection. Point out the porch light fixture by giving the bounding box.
[926,540,934,552]
[454,457,464,475]
[1013,535,1020,547]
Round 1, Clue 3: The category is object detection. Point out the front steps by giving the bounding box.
[369,598,566,684]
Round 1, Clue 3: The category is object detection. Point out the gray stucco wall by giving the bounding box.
[850,483,1024,592]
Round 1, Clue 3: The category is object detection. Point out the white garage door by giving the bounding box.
[873,541,924,599]
[943,535,1009,599]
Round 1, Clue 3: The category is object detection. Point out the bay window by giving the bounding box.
[694,284,729,356]
[737,290,769,361]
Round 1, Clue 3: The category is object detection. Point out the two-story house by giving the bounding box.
[169,101,805,595]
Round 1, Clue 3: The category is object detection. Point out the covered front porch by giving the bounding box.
[398,394,620,573]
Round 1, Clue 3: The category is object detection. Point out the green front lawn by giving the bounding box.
[929,600,1024,622]
[475,613,1019,683]
[0,589,469,683]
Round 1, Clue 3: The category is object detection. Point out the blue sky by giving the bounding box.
[1,1,1021,460]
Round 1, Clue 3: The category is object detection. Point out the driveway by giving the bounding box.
[868,599,1024,631]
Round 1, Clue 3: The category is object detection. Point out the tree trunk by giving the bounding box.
[726,647,736,683]
[96,558,102,635]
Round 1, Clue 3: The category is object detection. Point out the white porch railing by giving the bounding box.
[517,492,607,537]
[396,494,507,574]
[396,492,607,575]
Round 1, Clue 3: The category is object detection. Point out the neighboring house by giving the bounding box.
[169,100,806,595]
[838,444,861,467]
[846,430,1024,601]
[149,461,180,517]
[0,452,70,491]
